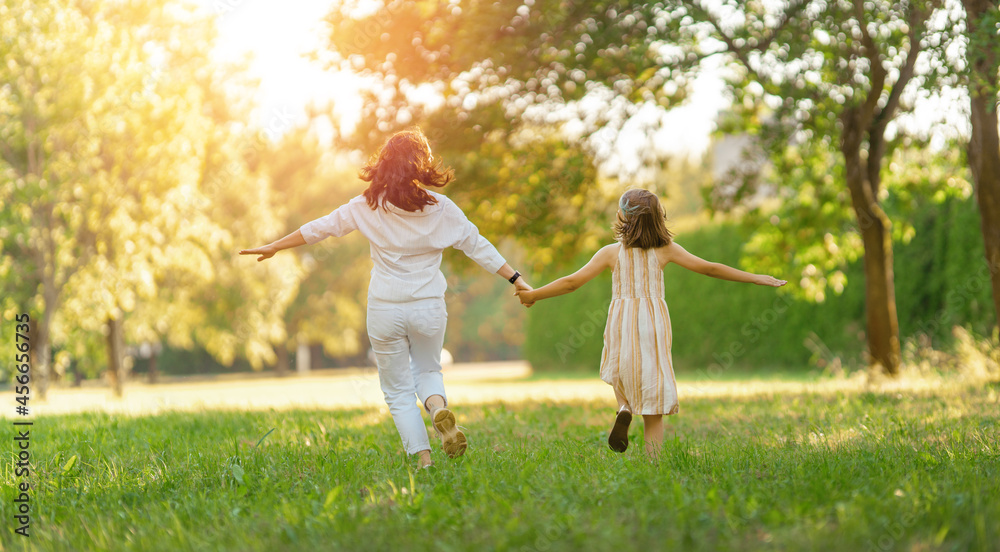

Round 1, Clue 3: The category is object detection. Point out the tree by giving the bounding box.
[689,0,950,375]
[0,0,137,397]
[262,126,369,371]
[0,0,299,396]
[959,0,1000,331]
[117,54,303,386]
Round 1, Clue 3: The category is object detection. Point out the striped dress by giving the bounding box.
[599,244,679,415]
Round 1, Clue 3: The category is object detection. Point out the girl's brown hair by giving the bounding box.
[360,128,453,212]
[613,189,673,249]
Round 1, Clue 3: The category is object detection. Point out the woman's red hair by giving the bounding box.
[360,128,453,212]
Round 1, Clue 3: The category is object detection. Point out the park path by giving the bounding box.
[3,361,586,417]
[1,361,945,418]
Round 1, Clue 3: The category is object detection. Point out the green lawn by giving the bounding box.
[525,367,827,382]
[3,377,998,551]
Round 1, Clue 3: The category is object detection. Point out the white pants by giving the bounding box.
[367,298,448,455]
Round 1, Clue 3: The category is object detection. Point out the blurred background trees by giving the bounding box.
[0,0,298,396]
[320,0,999,376]
[959,0,1000,334]
[2,0,998,395]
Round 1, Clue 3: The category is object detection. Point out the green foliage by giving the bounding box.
[2,380,997,550]
[523,254,614,370]
[693,0,955,302]
[734,141,859,303]
[321,1,685,270]
[263,128,369,360]
[0,0,301,388]
[896,195,998,341]
[525,193,996,373]
[442,249,529,361]
[736,145,973,303]
[956,0,1000,97]
[325,0,691,134]
[447,133,614,271]
[524,222,866,373]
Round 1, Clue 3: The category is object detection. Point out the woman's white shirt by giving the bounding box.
[299,191,507,304]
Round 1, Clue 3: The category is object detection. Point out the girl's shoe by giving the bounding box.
[608,407,632,453]
[433,408,467,458]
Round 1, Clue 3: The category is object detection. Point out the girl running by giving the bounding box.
[516,189,785,457]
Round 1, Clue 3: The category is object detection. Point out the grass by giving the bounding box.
[2,376,998,551]
[524,366,826,383]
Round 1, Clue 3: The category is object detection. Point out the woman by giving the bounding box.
[241,129,531,468]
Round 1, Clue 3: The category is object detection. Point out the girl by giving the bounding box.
[516,189,785,457]
[241,129,532,468]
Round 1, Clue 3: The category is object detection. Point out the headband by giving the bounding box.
[619,194,641,215]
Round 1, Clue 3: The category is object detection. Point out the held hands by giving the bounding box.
[239,244,277,262]
[513,278,536,308]
[755,274,787,287]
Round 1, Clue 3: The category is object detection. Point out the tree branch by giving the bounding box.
[752,0,811,53]
[685,0,812,88]
[685,1,760,81]
[873,1,938,132]
[868,1,938,196]
[852,0,888,127]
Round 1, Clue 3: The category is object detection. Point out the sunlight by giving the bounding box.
[193,0,366,140]
[192,0,729,156]
[8,363,992,418]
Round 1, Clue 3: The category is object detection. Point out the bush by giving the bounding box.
[525,196,996,375]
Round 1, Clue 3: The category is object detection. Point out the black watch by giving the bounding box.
[508,271,521,284]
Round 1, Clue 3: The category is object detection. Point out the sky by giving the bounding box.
[192,0,969,166]
[193,0,729,158]
[198,0,364,140]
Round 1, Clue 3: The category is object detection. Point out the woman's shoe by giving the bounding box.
[433,408,467,458]
[608,407,632,453]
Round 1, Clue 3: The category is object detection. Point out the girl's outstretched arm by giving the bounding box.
[664,242,786,286]
[517,244,618,307]
[239,230,307,262]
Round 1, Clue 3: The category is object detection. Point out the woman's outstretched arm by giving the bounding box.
[239,230,307,262]
[664,242,786,286]
[241,201,359,262]
[517,244,618,307]
[495,263,533,293]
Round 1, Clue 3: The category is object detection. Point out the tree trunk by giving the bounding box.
[311,344,323,370]
[34,284,56,400]
[970,96,1000,329]
[964,0,1000,331]
[274,345,290,377]
[72,363,83,387]
[296,342,311,374]
[27,318,40,396]
[106,316,125,397]
[147,351,159,384]
[855,202,901,374]
[842,113,902,375]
